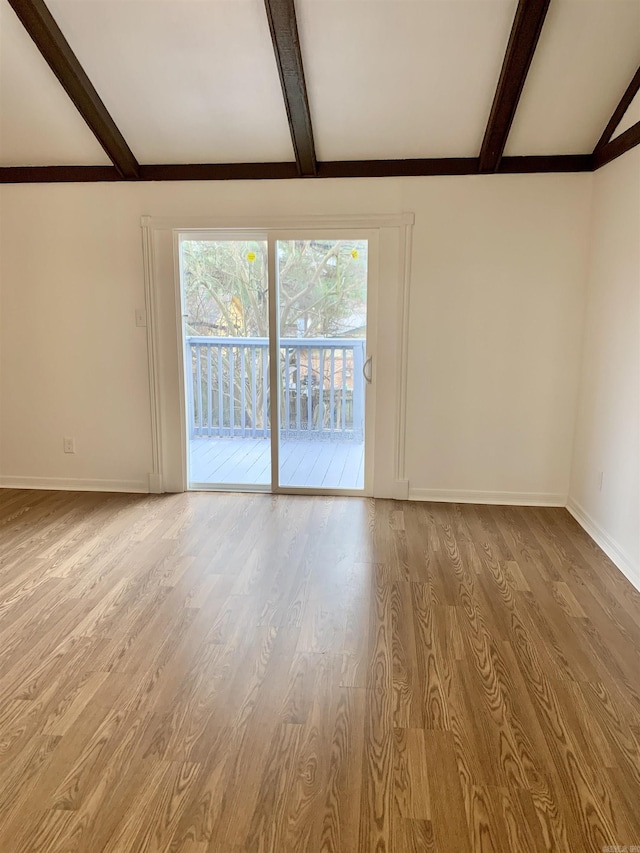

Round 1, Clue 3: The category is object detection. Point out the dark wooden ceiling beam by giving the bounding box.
[7,0,139,179]
[317,159,479,178]
[498,154,593,173]
[263,0,317,177]
[593,67,640,153]
[140,163,300,181]
[593,120,640,170]
[479,0,551,173]
[0,155,593,184]
[0,166,121,183]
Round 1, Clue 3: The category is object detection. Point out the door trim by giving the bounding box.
[145,213,413,231]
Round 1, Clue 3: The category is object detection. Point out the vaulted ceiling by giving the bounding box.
[1,0,639,182]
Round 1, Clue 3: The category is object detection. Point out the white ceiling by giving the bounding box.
[613,87,640,139]
[0,0,638,168]
[506,0,640,156]
[44,0,295,164]
[297,0,517,160]
[0,2,110,166]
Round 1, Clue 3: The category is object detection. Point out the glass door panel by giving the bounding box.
[276,238,368,490]
[180,238,271,488]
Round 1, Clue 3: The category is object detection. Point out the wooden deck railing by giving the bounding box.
[186,336,365,440]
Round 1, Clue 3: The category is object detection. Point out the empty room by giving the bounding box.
[1,0,639,850]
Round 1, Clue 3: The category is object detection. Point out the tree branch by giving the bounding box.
[281,243,340,331]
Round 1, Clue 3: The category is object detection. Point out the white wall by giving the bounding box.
[0,174,591,500]
[404,175,591,503]
[569,149,640,587]
[0,184,152,490]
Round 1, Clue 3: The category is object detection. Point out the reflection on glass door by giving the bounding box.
[180,238,271,488]
[277,239,368,489]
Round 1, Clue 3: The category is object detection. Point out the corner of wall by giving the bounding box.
[567,150,640,593]
[567,168,597,499]
[566,496,640,592]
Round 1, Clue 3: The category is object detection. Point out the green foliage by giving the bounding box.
[181,239,367,338]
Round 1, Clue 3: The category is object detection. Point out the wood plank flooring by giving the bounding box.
[0,488,639,852]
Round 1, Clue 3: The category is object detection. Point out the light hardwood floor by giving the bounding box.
[0,488,639,853]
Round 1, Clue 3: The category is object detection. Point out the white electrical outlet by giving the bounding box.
[597,471,603,491]
[135,309,147,327]
[63,437,75,454]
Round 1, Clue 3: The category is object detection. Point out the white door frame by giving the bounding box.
[141,213,414,499]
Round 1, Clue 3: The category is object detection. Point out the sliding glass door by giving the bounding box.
[179,231,373,493]
[276,238,368,489]
[180,237,271,489]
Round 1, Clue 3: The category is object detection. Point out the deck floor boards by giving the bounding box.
[0,490,639,852]
[189,437,364,489]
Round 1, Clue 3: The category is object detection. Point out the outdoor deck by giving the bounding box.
[189,437,364,489]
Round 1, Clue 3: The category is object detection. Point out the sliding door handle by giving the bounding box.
[363,355,373,384]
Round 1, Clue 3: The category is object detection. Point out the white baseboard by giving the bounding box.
[0,476,149,494]
[408,488,566,507]
[566,497,640,593]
